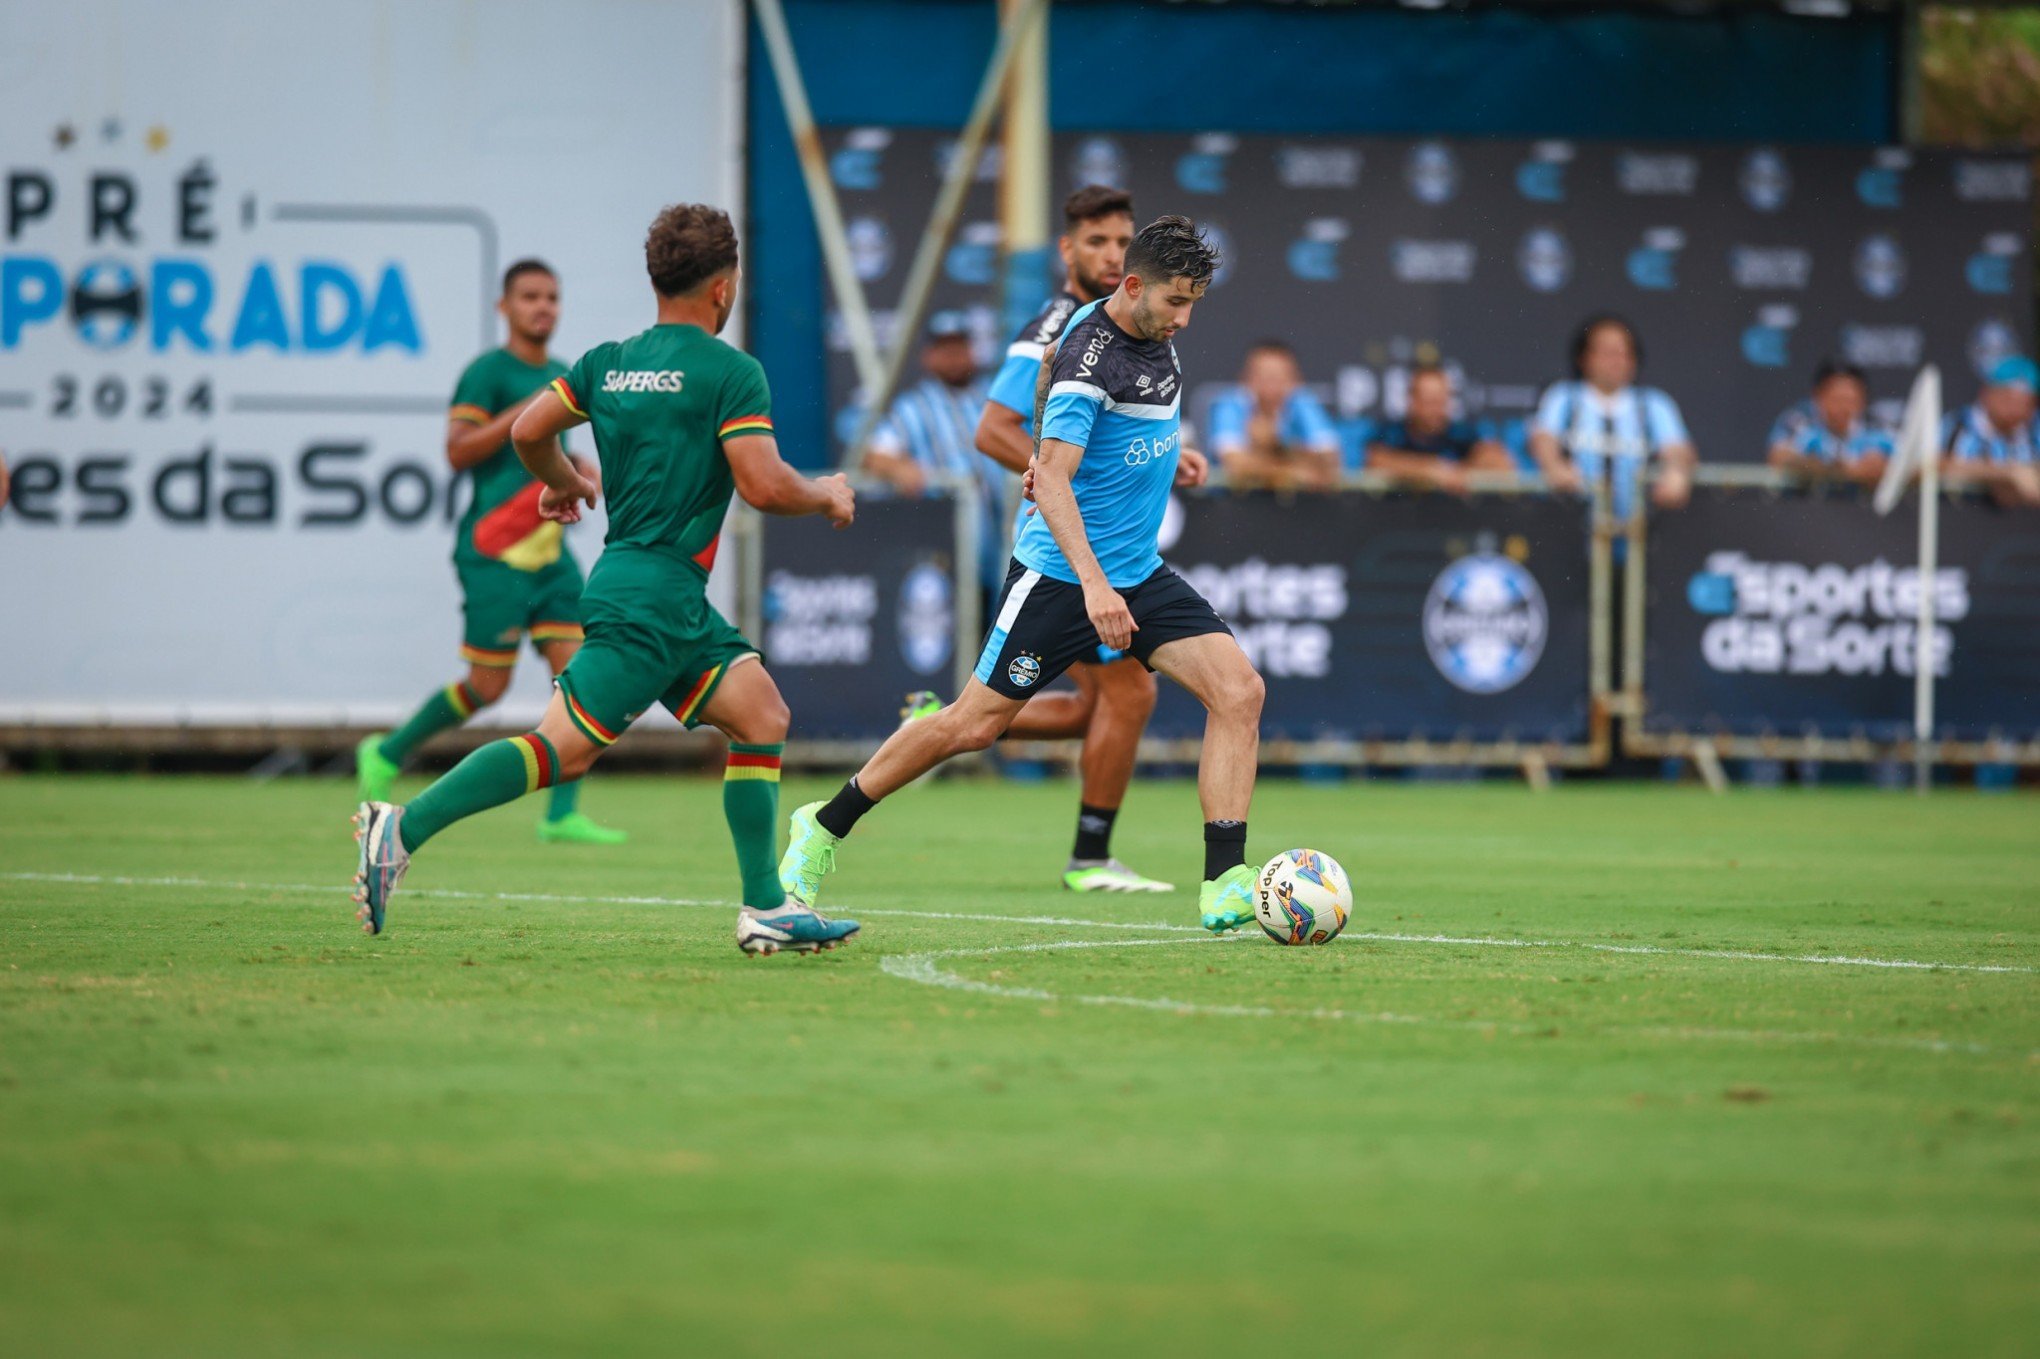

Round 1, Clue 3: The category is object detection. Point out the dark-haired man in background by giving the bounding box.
[354,204,861,957]
[1366,365,1512,494]
[355,259,625,845]
[784,216,1270,936]
[1764,360,1891,488]
[949,184,1196,896]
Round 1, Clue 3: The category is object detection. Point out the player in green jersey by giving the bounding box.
[354,204,861,956]
[353,259,625,846]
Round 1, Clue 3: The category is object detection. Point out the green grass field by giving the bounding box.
[1,774,2034,1357]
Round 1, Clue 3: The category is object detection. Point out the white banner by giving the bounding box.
[0,0,743,727]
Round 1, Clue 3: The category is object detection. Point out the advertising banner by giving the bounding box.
[756,495,968,742]
[1147,491,1594,744]
[0,0,742,727]
[819,128,2030,471]
[1642,488,2040,741]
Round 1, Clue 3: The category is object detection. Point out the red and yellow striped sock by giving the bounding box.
[401,731,560,852]
[723,742,785,908]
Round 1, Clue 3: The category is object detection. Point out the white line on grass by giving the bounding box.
[3,871,2032,975]
[878,936,2025,1058]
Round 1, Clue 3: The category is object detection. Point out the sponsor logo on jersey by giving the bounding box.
[601,369,685,393]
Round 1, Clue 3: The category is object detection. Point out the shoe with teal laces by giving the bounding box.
[1198,862,1257,933]
[777,801,841,908]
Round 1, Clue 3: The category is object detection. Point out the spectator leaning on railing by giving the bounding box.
[1942,354,2040,508]
[1528,314,1696,514]
[1765,359,1892,489]
[1364,365,1513,495]
[1207,339,1343,491]
[859,310,1009,591]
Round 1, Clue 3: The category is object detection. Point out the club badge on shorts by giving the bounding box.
[1007,653,1043,688]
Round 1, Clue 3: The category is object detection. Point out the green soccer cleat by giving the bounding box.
[1063,859,1175,894]
[1199,863,1257,933]
[355,733,399,804]
[778,800,841,908]
[899,689,942,726]
[537,812,629,846]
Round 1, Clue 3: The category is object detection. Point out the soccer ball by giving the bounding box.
[1254,849,1353,946]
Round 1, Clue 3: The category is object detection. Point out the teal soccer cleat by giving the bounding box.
[350,801,410,935]
[1199,862,1257,934]
[777,801,842,908]
[735,900,861,956]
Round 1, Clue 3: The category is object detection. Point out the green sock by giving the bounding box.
[379,680,488,765]
[545,776,582,823]
[401,732,559,852]
[723,742,785,909]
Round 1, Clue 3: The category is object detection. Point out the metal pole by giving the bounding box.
[1914,403,1940,794]
[840,0,1052,469]
[999,0,1053,341]
[749,0,885,396]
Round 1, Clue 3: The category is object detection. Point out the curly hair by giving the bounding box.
[1124,214,1219,287]
[644,203,739,298]
[1063,184,1133,230]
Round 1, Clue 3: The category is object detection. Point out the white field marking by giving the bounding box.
[878,936,2027,1058]
[2,871,2033,976]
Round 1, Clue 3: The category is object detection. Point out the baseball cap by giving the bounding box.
[1986,354,2038,392]
[926,309,972,341]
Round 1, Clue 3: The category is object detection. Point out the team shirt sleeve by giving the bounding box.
[1206,389,1248,454]
[1039,341,1104,450]
[1645,389,1692,448]
[716,354,775,443]
[986,349,1044,417]
[449,356,496,425]
[551,347,603,420]
[1530,382,1570,439]
[1767,403,1808,449]
[1288,389,1342,452]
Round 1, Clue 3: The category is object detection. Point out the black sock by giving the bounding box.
[1203,819,1247,881]
[816,777,877,839]
[1072,803,1118,861]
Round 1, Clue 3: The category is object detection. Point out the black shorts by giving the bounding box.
[971,559,1233,699]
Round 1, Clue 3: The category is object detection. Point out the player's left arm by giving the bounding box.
[1647,391,1697,510]
[510,389,599,523]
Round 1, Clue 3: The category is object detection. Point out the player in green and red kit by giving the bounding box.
[354,259,624,845]
[354,203,861,956]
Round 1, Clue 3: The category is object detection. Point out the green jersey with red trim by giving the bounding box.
[449,347,572,571]
[552,322,770,575]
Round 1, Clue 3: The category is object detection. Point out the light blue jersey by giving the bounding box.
[1531,380,1691,520]
[1012,299,1184,589]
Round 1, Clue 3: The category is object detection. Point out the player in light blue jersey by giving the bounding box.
[1765,359,1891,488]
[783,217,1269,933]
[954,186,1207,894]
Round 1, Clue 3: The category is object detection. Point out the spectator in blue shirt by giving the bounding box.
[1208,340,1343,491]
[1529,314,1696,515]
[1765,359,1892,489]
[1365,365,1513,495]
[1943,355,2040,507]
[861,311,1008,587]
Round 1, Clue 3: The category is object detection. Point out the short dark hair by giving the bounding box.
[1063,185,1133,231]
[645,203,739,299]
[1125,214,1219,288]
[1811,358,1868,391]
[1570,313,1643,376]
[501,258,555,293]
[1245,338,1295,362]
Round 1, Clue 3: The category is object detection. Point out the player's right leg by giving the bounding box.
[352,688,598,934]
[694,659,859,956]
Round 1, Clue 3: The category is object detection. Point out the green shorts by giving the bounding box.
[555,577,759,744]
[456,554,585,667]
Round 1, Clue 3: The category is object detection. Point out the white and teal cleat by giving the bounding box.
[1198,862,1257,934]
[351,801,410,935]
[777,800,841,909]
[736,899,861,956]
[1063,859,1175,894]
